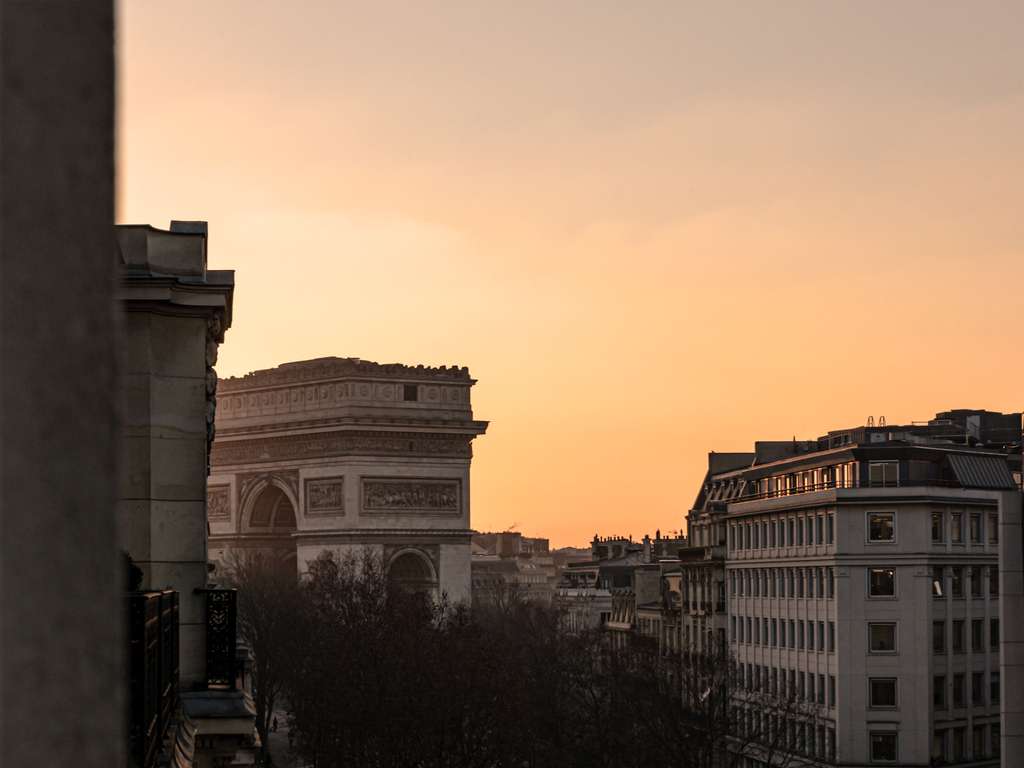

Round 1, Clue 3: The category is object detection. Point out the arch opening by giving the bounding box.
[387,551,437,595]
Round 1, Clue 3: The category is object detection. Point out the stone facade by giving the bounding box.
[209,357,487,604]
[118,221,234,688]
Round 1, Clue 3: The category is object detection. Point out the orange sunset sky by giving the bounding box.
[118,1,1024,547]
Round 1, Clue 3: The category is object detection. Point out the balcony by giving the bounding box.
[203,587,237,688]
[127,589,179,768]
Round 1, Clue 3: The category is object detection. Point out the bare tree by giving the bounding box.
[220,549,302,765]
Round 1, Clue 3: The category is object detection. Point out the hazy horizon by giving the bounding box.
[119,1,1024,547]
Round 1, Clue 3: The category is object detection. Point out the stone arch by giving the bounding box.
[239,476,299,534]
[386,548,438,594]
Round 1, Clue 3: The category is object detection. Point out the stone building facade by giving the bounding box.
[209,357,487,604]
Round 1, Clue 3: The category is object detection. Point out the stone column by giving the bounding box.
[0,1,119,764]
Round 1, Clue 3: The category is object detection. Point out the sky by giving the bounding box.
[119,1,1024,547]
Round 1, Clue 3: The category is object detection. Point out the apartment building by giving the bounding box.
[720,435,1018,767]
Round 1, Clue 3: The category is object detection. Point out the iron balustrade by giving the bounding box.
[128,590,179,768]
[204,587,238,689]
[735,478,960,503]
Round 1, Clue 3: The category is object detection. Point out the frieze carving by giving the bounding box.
[217,379,470,419]
[208,485,231,520]
[362,479,460,514]
[220,356,472,394]
[305,478,345,516]
[211,431,473,466]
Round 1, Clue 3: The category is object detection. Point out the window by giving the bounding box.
[951,567,963,598]
[972,725,985,759]
[869,568,895,597]
[867,511,895,542]
[952,620,964,653]
[993,724,1001,757]
[933,621,945,654]
[970,565,982,598]
[789,619,795,649]
[807,620,814,651]
[779,619,786,647]
[817,673,825,704]
[402,384,418,401]
[797,620,805,650]
[827,567,835,598]
[932,566,944,598]
[972,672,984,706]
[931,511,944,543]
[826,513,834,544]
[951,512,963,543]
[953,673,964,707]
[989,512,999,544]
[828,621,835,652]
[868,461,899,487]
[797,569,805,598]
[815,515,823,544]
[787,518,794,546]
[933,675,946,708]
[870,732,898,762]
[990,566,999,598]
[869,623,897,653]
[972,619,984,652]
[869,678,897,708]
[952,728,965,761]
[991,671,1000,704]
[933,729,947,762]
[969,513,982,543]
[828,675,836,707]
[796,518,804,545]
[817,621,825,652]
[991,618,1000,648]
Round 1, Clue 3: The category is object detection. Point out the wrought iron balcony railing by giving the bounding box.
[204,587,238,689]
[127,589,179,768]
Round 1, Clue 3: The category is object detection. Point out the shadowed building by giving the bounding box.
[208,357,487,603]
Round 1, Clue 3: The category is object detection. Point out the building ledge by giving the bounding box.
[180,689,256,720]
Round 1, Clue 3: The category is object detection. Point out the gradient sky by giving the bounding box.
[119,1,1024,547]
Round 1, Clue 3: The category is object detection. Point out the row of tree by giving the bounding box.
[223,550,813,768]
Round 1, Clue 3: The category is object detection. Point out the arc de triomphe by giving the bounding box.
[207,357,487,603]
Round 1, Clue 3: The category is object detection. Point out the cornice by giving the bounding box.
[216,416,488,438]
[221,357,474,393]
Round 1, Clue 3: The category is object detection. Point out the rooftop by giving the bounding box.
[221,356,473,393]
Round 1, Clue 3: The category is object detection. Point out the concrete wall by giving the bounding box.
[0,1,119,763]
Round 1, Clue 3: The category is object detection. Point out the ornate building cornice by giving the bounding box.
[211,430,474,466]
[220,357,472,393]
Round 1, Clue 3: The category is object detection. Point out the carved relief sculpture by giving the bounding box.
[208,486,231,520]
[363,479,460,513]
[305,478,345,516]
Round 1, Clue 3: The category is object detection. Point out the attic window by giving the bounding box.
[403,384,418,402]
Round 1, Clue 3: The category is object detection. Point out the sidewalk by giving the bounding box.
[264,710,300,768]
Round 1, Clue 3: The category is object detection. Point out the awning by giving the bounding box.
[947,453,1017,490]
